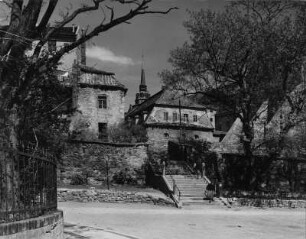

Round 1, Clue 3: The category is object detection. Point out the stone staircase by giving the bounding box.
[165,175,212,206]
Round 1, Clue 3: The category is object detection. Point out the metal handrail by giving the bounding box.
[171,176,181,201]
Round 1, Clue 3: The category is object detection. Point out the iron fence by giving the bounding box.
[0,144,57,223]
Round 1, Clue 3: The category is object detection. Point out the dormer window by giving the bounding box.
[98,95,107,109]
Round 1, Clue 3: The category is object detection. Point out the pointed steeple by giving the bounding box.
[141,68,146,86]
[135,53,150,105]
[139,68,147,92]
[139,53,147,91]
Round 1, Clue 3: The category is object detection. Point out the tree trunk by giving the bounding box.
[241,115,255,190]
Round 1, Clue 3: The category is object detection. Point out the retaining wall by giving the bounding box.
[0,211,63,239]
[59,140,148,185]
[227,198,306,208]
[58,189,175,207]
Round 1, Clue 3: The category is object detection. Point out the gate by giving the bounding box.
[0,143,57,223]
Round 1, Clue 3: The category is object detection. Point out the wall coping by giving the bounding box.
[68,139,149,147]
[0,211,63,236]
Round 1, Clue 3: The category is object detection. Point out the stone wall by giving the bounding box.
[0,211,63,239]
[147,127,217,152]
[59,140,148,186]
[58,189,175,206]
[70,87,125,140]
[226,197,306,208]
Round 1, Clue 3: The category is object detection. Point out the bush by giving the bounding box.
[70,173,88,185]
[113,168,137,185]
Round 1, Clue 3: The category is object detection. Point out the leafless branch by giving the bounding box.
[41,0,177,66]
[37,0,59,32]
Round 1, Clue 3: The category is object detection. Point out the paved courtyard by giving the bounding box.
[59,202,306,239]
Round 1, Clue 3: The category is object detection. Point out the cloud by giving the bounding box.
[86,46,135,65]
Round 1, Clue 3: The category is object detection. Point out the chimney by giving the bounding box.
[76,28,86,65]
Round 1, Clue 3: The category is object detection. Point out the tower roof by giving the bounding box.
[76,64,127,93]
[140,68,146,86]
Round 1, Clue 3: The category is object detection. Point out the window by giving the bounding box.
[210,118,213,122]
[183,114,189,122]
[194,135,199,139]
[164,133,169,138]
[193,115,198,122]
[98,95,107,109]
[173,112,178,122]
[164,112,169,121]
[98,123,108,141]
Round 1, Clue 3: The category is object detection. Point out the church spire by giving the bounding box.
[140,68,146,86]
[139,53,147,92]
[135,53,150,105]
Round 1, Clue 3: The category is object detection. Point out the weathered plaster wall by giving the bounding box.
[0,211,63,239]
[59,141,148,185]
[70,87,125,139]
[147,106,216,128]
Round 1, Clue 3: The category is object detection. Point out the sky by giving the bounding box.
[59,0,227,109]
[1,0,226,109]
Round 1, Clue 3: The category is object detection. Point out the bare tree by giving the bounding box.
[0,0,177,147]
[0,0,176,212]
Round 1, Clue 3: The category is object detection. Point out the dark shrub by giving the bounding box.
[113,168,137,185]
[70,173,88,185]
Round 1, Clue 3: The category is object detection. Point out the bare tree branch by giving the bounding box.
[40,0,177,66]
[36,0,59,33]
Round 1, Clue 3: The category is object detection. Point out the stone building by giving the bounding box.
[126,75,221,151]
[69,38,127,140]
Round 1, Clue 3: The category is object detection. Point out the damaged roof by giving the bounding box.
[77,64,127,92]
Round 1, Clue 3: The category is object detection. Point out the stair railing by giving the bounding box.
[203,175,211,184]
[171,176,181,201]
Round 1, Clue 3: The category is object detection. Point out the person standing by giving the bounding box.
[201,161,206,178]
[205,183,215,202]
[193,159,201,179]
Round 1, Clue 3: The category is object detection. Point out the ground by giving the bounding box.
[59,202,305,239]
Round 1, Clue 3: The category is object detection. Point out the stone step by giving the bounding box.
[180,192,205,195]
[180,195,205,198]
[180,188,205,190]
[179,188,205,190]
[177,185,206,187]
[182,199,218,206]
[168,180,203,183]
[180,189,205,192]
[176,181,206,183]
